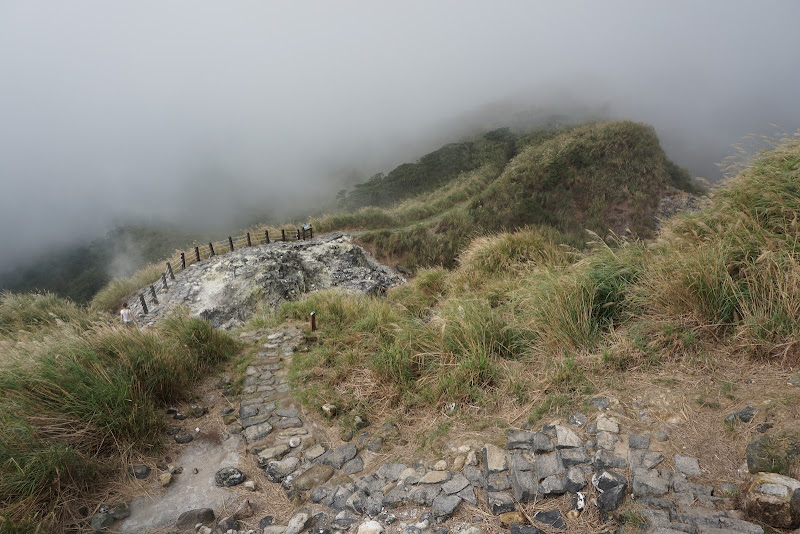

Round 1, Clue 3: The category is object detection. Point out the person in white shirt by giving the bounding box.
[120,303,136,327]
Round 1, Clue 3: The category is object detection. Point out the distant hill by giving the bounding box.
[321,120,703,270]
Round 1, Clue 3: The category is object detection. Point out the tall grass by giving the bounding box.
[90,262,166,314]
[0,296,239,531]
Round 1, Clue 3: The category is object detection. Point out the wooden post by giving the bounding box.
[310,311,316,332]
[149,285,158,304]
[167,262,175,280]
[281,229,286,242]
[180,253,186,270]
[309,226,313,239]
[208,242,215,257]
[265,230,270,244]
[247,232,252,247]
[161,272,168,290]
[195,247,200,262]
[296,228,300,240]
[139,293,148,314]
[228,236,234,252]
[301,227,306,240]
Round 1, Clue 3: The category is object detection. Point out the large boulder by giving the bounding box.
[742,472,800,529]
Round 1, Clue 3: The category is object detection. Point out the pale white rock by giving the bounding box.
[357,520,383,534]
[434,460,448,471]
[596,414,620,433]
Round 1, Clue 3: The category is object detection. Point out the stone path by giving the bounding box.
[111,326,769,534]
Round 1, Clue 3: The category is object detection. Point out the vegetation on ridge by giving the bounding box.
[252,134,800,442]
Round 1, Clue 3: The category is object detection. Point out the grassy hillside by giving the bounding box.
[0,294,238,531]
[254,132,800,445]
[318,121,700,270]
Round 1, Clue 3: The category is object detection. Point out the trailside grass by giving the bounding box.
[254,134,800,439]
[0,298,239,532]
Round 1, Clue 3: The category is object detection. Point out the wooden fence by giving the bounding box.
[135,225,313,315]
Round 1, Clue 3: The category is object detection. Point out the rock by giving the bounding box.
[593,470,628,513]
[590,397,610,410]
[560,447,590,467]
[376,463,407,481]
[632,469,670,496]
[534,510,565,530]
[549,425,584,449]
[629,450,665,470]
[321,443,358,469]
[726,406,757,424]
[159,472,173,487]
[536,451,564,480]
[595,414,619,433]
[354,415,369,430]
[293,464,335,490]
[511,469,538,502]
[215,516,241,532]
[256,444,290,467]
[483,443,509,474]
[564,466,587,493]
[233,499,254,520]
[743,472,800,529]
[569,412,587,427]
[420,470,450,484]
[593,449,627,470]
[285,511,312,534]
[90,512,114,530]
[499,511,526,526]
[322,404,338,418]
[343,455,364,474]
[109,502,130,520]
[305,444,327,460]
[357,520,383,534]
[596,431,618,451]
[242,421,273,443]
[442,473,470,495]
[462,465,484,488]
[176,508,215,530]
[432,495,461,522]
[654,429,669,442]
[486,472,511,491]
[174,433,194,444]
[628,433,650,450]
[129,464,150,479]
[266,456,301,482]
[487,491,516,514]
[747,434,800,475]
[674,454,702,476]
[215,466,246,487]
[540,475,566,495]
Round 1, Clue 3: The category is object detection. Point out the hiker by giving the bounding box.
[120,303,136,327]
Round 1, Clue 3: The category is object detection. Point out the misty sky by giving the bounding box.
[1,1,799,273]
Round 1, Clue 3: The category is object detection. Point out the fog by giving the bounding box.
[1,1,799,274]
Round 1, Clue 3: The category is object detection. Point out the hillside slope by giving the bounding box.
[324,121,701,270]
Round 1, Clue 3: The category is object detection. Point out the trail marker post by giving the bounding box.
[161,272,168,290]
[310,311,316,332]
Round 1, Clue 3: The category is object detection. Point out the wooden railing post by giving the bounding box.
[208,242,215,257]
[139,293,148,314]
[309,226,313,239]
[149,285,158,304]
[166,262,175,280]
[281,229,286,242]
[246,232,252,247]
[228,236,234,252]
[161,272,168,290]
[301,227,306,240]
[180,253,186,270]
[195,247,200,262]
[265,230,270,244]
[296,228,300,240]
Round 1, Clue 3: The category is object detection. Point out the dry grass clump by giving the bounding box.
[267,133,800,453]
[0,297,239,531]
[90,262,166,314]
